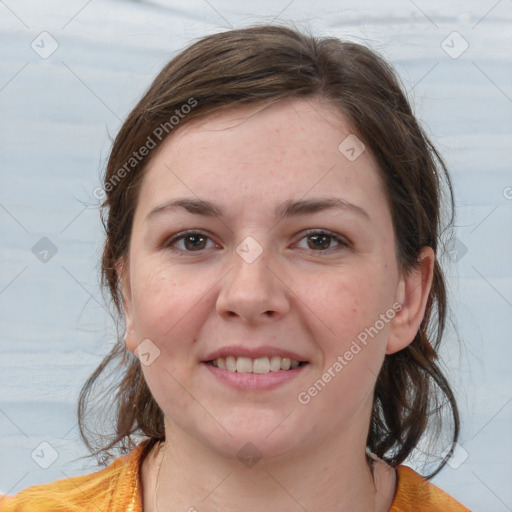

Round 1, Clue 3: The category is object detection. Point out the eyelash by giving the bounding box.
[163,229,350,256]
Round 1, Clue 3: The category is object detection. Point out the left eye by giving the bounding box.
[295,230,349,252]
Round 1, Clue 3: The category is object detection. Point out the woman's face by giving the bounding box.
[120,97,428,461]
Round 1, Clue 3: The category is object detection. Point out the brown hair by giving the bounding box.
[78,23,459,476]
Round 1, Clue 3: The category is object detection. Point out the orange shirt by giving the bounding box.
[0,439,470,511]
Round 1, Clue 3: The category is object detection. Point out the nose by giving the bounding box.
[216,247,290,324]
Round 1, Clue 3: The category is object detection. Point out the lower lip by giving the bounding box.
[202,362,308,390]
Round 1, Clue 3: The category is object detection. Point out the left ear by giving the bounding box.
[386,246,435,355]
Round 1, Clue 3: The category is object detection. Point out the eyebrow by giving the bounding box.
[145,196,370,222]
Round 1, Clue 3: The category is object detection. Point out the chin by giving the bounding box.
[195,413,307,464]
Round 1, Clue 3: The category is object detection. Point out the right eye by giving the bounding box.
[163,230,219,253]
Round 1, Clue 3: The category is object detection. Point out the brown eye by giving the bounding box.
[165,231,216,253]
[182,234,208,251]
[307,233,332,250]
[296,230,349,253]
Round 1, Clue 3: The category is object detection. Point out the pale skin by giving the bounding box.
[118,97,435,511]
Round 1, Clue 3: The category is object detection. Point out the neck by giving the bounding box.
[143,420,396,512]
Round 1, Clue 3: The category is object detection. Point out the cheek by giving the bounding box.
[308,271,391,341]
[131,266,205,406]
[303,278,392,414]
[305,270,395,394]
[130,264,206,352]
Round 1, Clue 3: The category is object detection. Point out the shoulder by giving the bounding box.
[0,440,152,512]
[390,465,471,511]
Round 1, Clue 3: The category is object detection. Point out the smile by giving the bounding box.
[207,356,307,374]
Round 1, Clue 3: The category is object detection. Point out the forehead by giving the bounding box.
[136,97,387,221]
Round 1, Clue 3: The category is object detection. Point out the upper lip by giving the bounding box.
[202,345,309,362]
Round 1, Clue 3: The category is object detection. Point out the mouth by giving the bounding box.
[205,356,309,374]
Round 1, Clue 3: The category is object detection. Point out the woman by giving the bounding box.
[0,24,470,511]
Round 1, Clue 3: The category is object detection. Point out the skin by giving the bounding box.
[119,97,435,511]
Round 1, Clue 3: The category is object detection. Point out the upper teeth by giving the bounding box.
[211,356,301,373]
